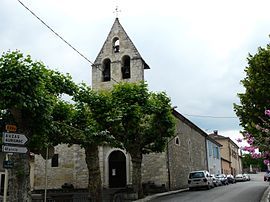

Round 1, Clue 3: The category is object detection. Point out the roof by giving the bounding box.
[209,133,239,149]
[206,136,223,147]
[172,109,207,138]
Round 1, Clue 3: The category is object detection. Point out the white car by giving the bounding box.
[188,170,214,190]
[243,173,251,181]
[235,174,245,182]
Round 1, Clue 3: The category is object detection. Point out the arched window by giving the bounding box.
[121,55,131,79]
[102,59,111,82]
[113,37,120,53]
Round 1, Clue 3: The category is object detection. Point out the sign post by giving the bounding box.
[2,145,28,154]
[2,128,29,202]
[2,132,28,145]
[3,154,9,202]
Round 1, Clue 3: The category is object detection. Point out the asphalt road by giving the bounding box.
[150,173,269,202]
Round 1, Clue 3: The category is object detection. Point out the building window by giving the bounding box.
[121,55,131,79]
[51,154,59,167]
[175,137,180,146]
[213,146,219,159]
[208,142,212,156]
[113,37,120,53]
[102,59,111,82]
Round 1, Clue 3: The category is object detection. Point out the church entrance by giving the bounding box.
[109,150,126,188]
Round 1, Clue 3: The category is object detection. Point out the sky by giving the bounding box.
[1,0,270,147]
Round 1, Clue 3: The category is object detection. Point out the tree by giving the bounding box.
[73,87,124,201]
[234,42,270,151]
[0,50,76,201]
[79,82,175,198]
[54,88,118,202]
[242,153,265,171]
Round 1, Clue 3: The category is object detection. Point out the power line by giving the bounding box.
[17,0,119,84]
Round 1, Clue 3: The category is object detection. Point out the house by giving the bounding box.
[209,130,242,175]
[29,17,213,192]
[206,136,222,175]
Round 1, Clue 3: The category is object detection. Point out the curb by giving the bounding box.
[260,185,270,202]
[134,188,189,202]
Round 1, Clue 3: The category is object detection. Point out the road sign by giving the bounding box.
[2,145,28,154]
[5,125,17,132]
[2,132,28,145]
[3,160,14,169]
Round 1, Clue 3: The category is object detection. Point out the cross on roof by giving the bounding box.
[114,6,121,18]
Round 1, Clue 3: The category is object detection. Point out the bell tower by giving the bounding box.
[92,18,150,90]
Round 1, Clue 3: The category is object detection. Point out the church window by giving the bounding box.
[121,55,131,79]
[102,59,111,82]
[113,37,120,53]
[51,154,59,167]
[175,137,180,146]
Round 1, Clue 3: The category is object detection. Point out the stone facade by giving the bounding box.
[32,144,88,190]
[92,18,149,91]
[167,110,208,189]
[30,17,210,192]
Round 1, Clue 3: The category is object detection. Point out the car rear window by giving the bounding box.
[189,172,204,179]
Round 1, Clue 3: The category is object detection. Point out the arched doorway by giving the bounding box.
[109,150,126,188]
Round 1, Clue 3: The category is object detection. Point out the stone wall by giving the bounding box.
[33,144,88,190]
[141,152,167,186]
[167,114,208,190]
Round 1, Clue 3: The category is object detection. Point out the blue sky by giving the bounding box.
[1,0,270,146]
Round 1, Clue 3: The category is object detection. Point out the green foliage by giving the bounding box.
[234,42,270,149]
[242,153,265,170]
[72,84,119,148]
[73,81,175,154]
[109,82,175,154]
[0,50,77,151]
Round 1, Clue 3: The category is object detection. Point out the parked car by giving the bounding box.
[226,174,236,183]
[211,174,222,186]
[216,174,228,185]
[235,174,245,182]
[243,173,251,181]
[188,170,214,190]
[264,172,270,181]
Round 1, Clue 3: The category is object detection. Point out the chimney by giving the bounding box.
[213,130,218,135]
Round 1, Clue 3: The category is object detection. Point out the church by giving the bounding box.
[29,17,213,194]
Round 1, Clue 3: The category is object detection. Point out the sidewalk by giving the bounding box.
[134,188,189,202]
[260,185,270,202]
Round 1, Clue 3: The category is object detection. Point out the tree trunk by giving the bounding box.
[85,145,102,202]
[9,154,31,202]
[130,152,143,199]
[8,108,31,201]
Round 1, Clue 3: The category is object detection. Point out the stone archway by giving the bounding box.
[108,150,127,188]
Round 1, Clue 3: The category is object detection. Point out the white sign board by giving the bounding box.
[2,132,28,145]
[2,145,28,154]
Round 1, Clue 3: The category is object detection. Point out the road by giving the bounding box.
[150,173,269,202]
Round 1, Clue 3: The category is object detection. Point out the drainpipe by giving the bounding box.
[166,142,171,191]
[205,139,209,171]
